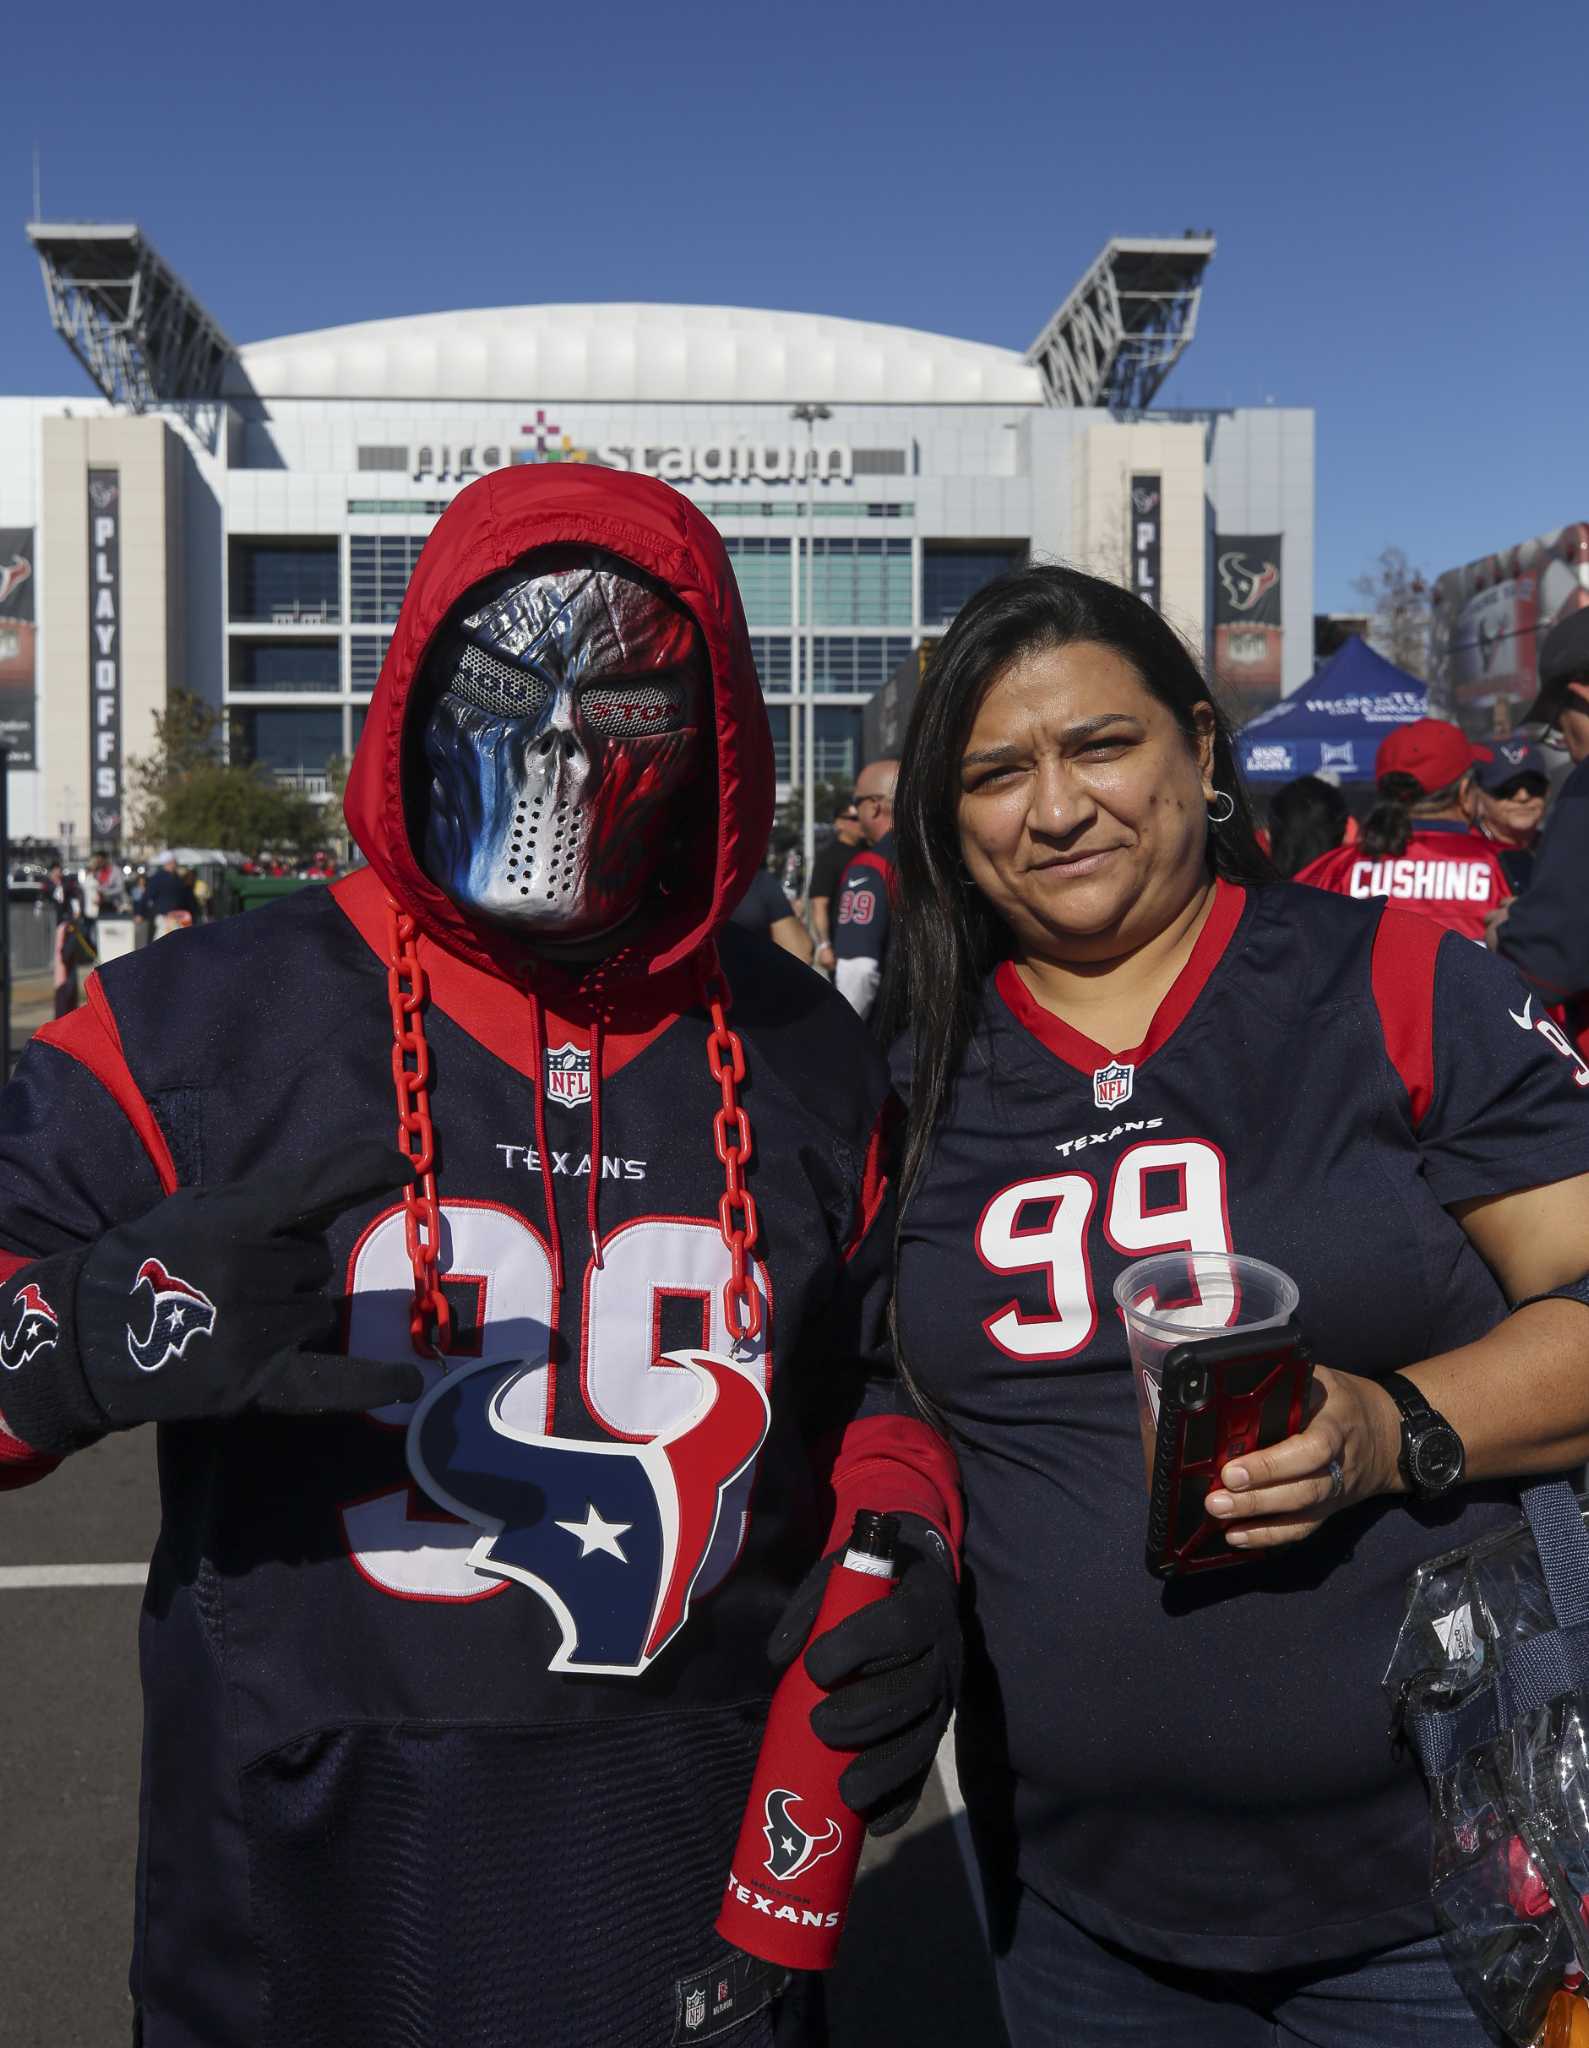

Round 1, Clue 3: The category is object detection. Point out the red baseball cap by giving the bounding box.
[1374,719,1476,793]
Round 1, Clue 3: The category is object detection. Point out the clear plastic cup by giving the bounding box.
[1112,1252,1300,1490]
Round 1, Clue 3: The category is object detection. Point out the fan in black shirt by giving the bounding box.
[727,866,813,962]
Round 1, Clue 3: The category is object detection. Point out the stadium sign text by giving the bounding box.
[399,424,852,487]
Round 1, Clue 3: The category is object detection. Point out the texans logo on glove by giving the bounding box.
[0,1283,59,1373]
[126,1260,218,1374]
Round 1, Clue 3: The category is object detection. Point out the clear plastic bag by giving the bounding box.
[1426,1699,1589,2044]
[1385,1495,1589,2041]
[1385,1518,1565,1724]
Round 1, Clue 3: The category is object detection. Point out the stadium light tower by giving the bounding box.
[27,222,236,441]
[1026,235,1216,412]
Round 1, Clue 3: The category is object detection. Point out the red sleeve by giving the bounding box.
[823,1413,964,1572]
[1370,906,1444,1131]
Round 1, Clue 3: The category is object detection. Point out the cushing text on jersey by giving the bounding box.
[496,1145,648,1179]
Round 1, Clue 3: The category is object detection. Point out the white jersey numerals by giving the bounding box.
[975,1140,1231,1361]
[339,1202,771,1602]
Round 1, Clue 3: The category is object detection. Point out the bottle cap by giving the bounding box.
[847,1510,899,1560]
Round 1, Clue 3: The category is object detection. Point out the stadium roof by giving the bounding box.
[27,222,234,413]
[27,226,1215,412]
[233,303,1044,406]
[1026,236,1215,411]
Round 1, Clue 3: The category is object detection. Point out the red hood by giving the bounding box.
[344,465,774,985]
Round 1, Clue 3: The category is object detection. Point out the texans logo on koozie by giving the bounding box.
[406,1350,770,1676]
[761,1788,843,1882]
[0,1282,58,1373]
[126,1260,218,1373]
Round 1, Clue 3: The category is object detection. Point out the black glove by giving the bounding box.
[0,1143,425,1455]
[768,1512,962,1838]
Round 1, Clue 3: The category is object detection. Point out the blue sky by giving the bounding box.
[3,0,1579,609]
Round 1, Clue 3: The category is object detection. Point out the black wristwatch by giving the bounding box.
[1382,1372,1466,1498]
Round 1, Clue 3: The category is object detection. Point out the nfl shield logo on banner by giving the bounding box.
[544,1042,591,1110]
[1093,1061,1134,1111]
[684,1987,707,2032]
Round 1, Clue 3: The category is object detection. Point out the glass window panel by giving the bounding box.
[804,538,912,628]
[806,636,912,693]
[922,544,1027,628]
[349,637,391,693]
[349,534,429,624]
[723,537,792,627]
[765,705,791,783]
[229,707,344,777]
[813,706,862,784]
[231,543,339,623]
[230,640,340,693]
[747,635,793,694]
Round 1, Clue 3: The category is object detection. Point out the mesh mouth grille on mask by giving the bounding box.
[579,677,689,739]
[445,644,555,721]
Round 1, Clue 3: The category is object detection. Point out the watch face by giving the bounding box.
[1410,1424,1466,1494]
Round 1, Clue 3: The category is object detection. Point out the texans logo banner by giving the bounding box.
[406,1349,770,1675]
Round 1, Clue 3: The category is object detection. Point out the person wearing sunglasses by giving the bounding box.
[1470,736,1550,893]
[808,799,867,976]
[1493,609,1589,1057]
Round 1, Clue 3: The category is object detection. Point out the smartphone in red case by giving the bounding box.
[1145,1321,1313,1580]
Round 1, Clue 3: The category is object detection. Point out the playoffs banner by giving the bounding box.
[88,472,122,844]
[1129,476,1161,612]
[1214,536,1284,702]
[0,528,37,768]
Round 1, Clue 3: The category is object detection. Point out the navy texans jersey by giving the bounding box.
[0,467,958,2048]
[832,831,895,1021]
[894,877,1589,1972]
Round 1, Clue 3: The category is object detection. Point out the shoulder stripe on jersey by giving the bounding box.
[33,983,179,1195]
[1369,907,1445,1131]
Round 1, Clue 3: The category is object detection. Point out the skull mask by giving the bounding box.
[418,549,709,941]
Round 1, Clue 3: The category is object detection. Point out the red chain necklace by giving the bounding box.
[384,902,452,1355]
[383,901,761,1358]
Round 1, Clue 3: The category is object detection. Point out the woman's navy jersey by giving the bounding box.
[895,878,1589,1972]
[0,467,958,2048]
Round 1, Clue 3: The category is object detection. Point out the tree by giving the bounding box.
[1352,547,1432,678]
[126,692,329,859]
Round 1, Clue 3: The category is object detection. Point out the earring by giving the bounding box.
[1206,790,1236,825]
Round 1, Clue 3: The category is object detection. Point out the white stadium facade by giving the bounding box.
[0,226,1313,850]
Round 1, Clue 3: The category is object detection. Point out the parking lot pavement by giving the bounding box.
[1,1429,1003,2046]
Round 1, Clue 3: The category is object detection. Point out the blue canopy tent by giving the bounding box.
[1236,637,1428,784]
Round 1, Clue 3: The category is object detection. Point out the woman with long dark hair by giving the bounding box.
[883,565,1589,2045]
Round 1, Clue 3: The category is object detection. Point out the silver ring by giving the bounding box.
[1326,1458,1345,1501]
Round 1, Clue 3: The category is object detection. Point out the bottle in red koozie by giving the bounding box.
[716,1509,898,1971]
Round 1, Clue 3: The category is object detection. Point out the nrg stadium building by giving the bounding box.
[0,226,1313,850]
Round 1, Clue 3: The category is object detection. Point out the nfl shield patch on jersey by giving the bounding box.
[1093,1061,1134,1110]
[544,1041,591,1109]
